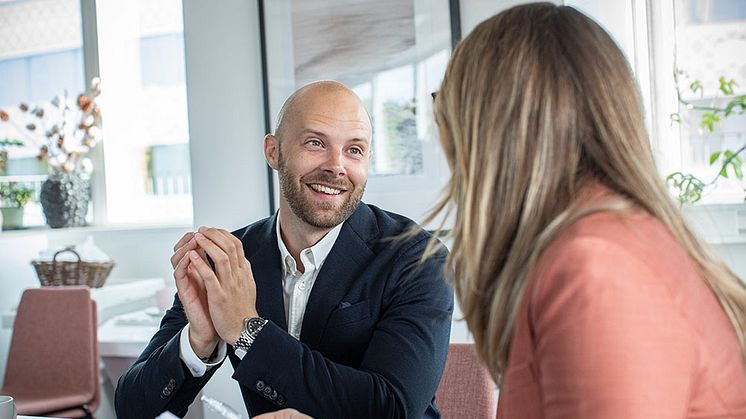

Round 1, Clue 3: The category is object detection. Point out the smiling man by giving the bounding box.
[115,81,453,419]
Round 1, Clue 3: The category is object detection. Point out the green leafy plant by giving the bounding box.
[0,138,23,148]
[0,182,33,208]
[667,69,746,204]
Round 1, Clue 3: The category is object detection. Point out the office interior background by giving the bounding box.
[0,0,744,418]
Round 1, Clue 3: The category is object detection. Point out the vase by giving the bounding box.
[0,206,24,230]
[40,173,91,228]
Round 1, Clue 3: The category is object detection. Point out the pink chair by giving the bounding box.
[436,343,497,419]
[1,286,99,418]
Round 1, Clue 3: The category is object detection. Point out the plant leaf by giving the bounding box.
[690,80,703,95]
[710,151,722,165]
[732,154,744,180]
[719,76,735,95]
[666,172,704,204]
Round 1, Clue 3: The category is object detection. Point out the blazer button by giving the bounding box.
[270,390,278,401]
[255,380,265,391]
[263,386,273,397]
[276,394,285,406]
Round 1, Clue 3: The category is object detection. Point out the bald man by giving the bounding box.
[115,82,453,419]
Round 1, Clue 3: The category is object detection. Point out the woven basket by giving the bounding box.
[31,246,115,288]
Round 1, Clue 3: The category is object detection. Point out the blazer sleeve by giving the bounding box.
[114,295,224,419]
[232,239,454,418]
[530,237,696,419]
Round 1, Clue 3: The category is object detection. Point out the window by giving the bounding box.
[0,0,193,228]
[262,0,455,227]
[687,0,746,23]
[458,0,746,247]
[95,0,192,224]
[0,0,85,227]
[669,0,746,204]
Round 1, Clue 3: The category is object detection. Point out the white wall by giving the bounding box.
[184,1,270,232]
[182,0,268,417]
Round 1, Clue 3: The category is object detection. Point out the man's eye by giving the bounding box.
[307,139,322,147]
[349,147,363,155]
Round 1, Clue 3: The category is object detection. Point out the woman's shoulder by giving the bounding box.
[530,208,699,311]
[522,207,746,415]
[554,207,668,253]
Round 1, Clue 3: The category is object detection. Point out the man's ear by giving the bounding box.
[264,134,279,170]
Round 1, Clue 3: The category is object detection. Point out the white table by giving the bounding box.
[98,307,164,384]
[1,278,167,329]
[97,308,204,419]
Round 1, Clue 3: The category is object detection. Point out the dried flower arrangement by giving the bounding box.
[0,78,102,175]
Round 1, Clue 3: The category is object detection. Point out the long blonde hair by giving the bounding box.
[425,2,746,382]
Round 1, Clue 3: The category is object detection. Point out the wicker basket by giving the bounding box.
[31,246,115,288]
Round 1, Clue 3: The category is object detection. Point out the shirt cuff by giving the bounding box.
[178,323,227,377]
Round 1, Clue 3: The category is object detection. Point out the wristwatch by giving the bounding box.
[233,316,268,354]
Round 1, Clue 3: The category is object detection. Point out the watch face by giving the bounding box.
[247,318,264,333]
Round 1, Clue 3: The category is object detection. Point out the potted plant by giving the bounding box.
[0,182,33,230]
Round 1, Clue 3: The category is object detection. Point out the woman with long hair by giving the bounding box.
[427,3,746,417]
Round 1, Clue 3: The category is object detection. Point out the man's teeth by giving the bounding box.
[310,184,342,195]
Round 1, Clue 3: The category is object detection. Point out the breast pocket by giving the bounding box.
[327,300,370,327]
[321,301,374,364]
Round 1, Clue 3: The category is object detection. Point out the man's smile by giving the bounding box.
[308,183,345,195]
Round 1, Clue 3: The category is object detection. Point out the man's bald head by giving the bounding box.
[274,81,371,141]
[265,80,372,230]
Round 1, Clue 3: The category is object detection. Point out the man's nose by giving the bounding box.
[321,149,346,177]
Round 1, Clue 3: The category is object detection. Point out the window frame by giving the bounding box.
[79,0,108,225]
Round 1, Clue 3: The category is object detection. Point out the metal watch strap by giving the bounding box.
[234,316,268,351]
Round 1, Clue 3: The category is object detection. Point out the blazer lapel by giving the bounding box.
[300,204,377,348]
[245,214,288,332]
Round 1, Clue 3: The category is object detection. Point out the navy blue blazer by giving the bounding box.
[115,203,453,418]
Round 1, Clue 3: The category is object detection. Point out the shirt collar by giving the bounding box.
[276,212,344,276]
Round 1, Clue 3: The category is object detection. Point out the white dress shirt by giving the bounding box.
[178,214,344,377]
[277,217,342,340]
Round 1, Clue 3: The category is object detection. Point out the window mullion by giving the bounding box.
[645,0,682,177]
[80,0,108,226]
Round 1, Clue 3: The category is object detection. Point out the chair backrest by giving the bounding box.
[2,286,99,414]
[436,343,497,419]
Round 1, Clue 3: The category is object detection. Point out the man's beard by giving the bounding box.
[277,150,365,229]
